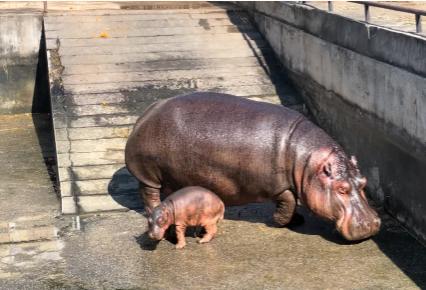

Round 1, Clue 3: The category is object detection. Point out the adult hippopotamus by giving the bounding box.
[125,92,381,241]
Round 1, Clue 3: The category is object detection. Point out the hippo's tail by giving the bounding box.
[218,205,225,223]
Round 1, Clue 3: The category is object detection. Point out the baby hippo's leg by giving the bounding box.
[175,224,187,249]
[198,223,217,244]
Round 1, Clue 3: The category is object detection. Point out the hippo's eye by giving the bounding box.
[157,217,165,225]
[337,182,351,195]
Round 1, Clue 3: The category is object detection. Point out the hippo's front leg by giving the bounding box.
[140,184,161,216]
[175,224,187,249]
[273,190,297,227]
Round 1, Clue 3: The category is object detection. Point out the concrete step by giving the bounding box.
[0,213,59,244]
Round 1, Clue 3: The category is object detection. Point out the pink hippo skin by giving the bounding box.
[147,186,225,249]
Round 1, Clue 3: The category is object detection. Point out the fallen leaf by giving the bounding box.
[99,31,109,38]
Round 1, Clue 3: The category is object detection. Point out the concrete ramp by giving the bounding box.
[45,2,301,214]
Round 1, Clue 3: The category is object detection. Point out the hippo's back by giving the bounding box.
[125,92,304,205]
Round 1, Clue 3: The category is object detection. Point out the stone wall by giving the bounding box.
[239,2,426,241]
[0,13,43,114]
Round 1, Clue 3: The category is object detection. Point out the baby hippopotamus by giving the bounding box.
[147,186,225,249]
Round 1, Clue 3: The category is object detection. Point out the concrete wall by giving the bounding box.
[240,2,426,241]
[0,13,43,114]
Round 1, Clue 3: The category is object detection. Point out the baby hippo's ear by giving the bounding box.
[163,207,173,223]
[155,206,171,226]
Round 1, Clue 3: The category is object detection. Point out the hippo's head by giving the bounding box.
[301,148,381,241]
[147,204,172,241]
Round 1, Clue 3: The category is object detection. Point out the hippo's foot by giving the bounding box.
[198,236,213,244]
[198,224,217,244]
[273,212,294,227]
[273,190,297,227]
[175,241,187,249]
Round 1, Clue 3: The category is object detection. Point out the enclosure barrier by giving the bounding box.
[302,1,426,33]
[349,1,424,33]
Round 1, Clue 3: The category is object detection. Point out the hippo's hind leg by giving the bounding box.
[139,183,161,216]
[198,223,217,244]
[273,190,298,227]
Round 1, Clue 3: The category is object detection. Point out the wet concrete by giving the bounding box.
[0,204,425,289]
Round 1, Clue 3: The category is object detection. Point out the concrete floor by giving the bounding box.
[0,207,425,289]
[0,114,425,289]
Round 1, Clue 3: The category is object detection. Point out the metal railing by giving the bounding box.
[322,1,426,33]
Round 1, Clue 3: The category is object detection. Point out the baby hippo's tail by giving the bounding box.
[218,202,225,223]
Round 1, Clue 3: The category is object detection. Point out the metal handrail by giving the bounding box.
[323,1,425,33]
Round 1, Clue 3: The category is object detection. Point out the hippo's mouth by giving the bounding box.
[336,208,381,241]
[148,231,165,241]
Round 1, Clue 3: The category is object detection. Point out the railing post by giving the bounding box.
[364,4,370,22]
[416,14,422,33]
[328,1,333,12]
[43,1,47,14]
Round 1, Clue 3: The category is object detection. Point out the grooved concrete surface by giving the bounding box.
[45,1,301,214]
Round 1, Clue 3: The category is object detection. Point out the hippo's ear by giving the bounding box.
[358,177,367,190]
[350,156,358,167]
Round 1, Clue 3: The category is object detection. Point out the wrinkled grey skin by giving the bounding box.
[126,92,380,241]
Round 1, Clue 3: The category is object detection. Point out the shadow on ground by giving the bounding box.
[32,113,60,197]
[372,214,426,288]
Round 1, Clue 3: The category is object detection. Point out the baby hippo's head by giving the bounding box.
[147,204,172,241]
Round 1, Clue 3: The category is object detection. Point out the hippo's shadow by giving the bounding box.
[224,202,359,245]
[286,207,364,245]
[135,226,207,251]
[135,232,160,251]
[108,167,143,213]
